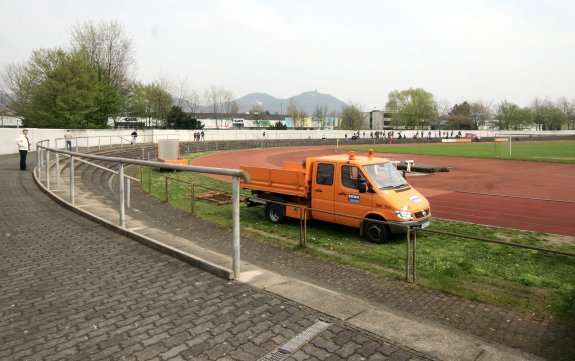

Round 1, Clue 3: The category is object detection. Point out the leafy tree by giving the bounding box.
[531,99,567,130]
[446,101,475,129]
[21,48,116,128]
[268,121,287,130]
[339,103,363,130]
[166,105,203,129]
[126,82,172,128]
[386,88,437,129]
[494,101,533,130]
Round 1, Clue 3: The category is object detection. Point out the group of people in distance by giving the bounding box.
[193,131,205,141]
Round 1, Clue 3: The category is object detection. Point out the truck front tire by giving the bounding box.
[364,220,390,243]
[265,203,285,224]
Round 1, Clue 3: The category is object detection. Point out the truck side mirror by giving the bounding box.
[358,179,367,193]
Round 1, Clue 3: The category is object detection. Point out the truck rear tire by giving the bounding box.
[265,203,285,224]
[364,220,390,243]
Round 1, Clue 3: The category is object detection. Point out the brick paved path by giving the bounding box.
[0,155,428,360]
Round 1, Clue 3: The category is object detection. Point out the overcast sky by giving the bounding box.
[1,0,574,109]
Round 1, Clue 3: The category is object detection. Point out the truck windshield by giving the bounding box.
[363,163,408,189]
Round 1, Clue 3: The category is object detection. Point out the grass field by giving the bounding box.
[137,150,575,325]
[347,140,575,163]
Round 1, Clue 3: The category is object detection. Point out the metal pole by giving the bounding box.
[148,169,151,193]
[299,207,305,248]
[232,176,241,278]
[412,229,417,283]
[118,163,125,228]
[45,148,50,190]
[406,226,410,282]
[36,148,41,178]
[69,156,75,205]
[55,152,60,187]
[191,185,196,213]
[303,208,307,248]
[165,177,169,202]
[126,178,131,209]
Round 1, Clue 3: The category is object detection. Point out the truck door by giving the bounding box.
[311,162,335,222]
[335,165,373,227]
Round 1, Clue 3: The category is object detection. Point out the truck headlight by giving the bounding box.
[394,210,414,220]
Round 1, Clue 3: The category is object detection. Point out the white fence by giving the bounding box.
[2,127,574,155]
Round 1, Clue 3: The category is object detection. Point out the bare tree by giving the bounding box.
[435,98,451,129]
[469,100,493,129]
[557,97,575,130]
[70,20,135,95]
[0,62,37,117]
[203,85,235,128]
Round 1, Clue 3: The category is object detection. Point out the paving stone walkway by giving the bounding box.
[0,154,429,361]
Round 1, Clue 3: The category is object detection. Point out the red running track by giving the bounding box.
[191,145,575,236]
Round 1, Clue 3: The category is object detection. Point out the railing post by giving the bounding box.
[232,176,240,278]
[126,177,131,209]
[118,163,125,228]
[55,152,60,187]
[406,226,410,282]
[412,229,417,283]
[148,169,152,193]
[69,156,75,205]
[191,184,195,213]
[45,147,50,190]
[165,177,169,202]
[36,148,41,179]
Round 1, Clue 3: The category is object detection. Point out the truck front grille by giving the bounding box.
[414,208,430,219]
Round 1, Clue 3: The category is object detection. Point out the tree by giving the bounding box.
[70,20,135,96]
[447,101,475,129]
[494,101,533,130]
[531,98,567,130]
[340,103,363,130]
[203,85,235,128]
[386,88,437,129]
[286,98,303,128]
[556,97,575,130]
[166,105,203,129]
[20,48,118,128]
[125,82,172,128]
[312,105,328,129]
[469,101,493,129]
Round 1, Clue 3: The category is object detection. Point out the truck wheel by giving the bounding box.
[265,203,284,224]
[364,221,390,243]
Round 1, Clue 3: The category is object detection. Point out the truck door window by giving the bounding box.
[342,165,365,190]
[316,163,334,185]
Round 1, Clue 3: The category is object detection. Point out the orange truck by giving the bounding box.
[240,150,431,243]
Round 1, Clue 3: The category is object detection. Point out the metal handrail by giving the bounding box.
[35,141,250,278]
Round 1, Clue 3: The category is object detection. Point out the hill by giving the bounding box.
[235,90,347,115]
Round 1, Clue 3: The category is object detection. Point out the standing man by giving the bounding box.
[131,130,138,144]
[15,128,31,171]
[64,129,73,151]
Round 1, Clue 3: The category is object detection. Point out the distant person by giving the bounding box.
[15,128,31,171]
[64,129,73,151]
[201,131,205,141]
[262,131,266,139]
[131,130,138,144]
